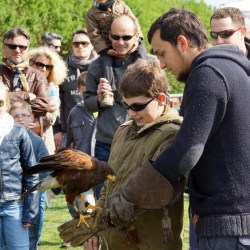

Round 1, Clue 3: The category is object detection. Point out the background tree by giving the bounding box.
[0,0,213,93]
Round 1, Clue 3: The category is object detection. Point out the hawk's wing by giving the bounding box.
[22,148,95,176]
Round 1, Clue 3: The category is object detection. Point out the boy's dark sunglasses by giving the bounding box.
[73,41,90,48]
[110,34,135,41]
[4,43,28,51]
[122,97,156,112]
[210,27,241,39]
[34,61,53,71]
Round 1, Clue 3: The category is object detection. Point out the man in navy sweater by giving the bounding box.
[103,8,250,250]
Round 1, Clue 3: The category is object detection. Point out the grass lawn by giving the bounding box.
[40,193,190,249]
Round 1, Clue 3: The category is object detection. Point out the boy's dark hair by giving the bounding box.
[148,8,208,50]
[77,71,88,89]
[119,58,169,98]
[3,27,30,43]
[210,7,245,26]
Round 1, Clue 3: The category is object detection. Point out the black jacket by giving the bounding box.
[153,45,250,238]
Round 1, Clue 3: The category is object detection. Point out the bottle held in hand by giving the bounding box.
[101,90,114,107]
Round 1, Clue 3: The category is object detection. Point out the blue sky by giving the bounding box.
[203,0,242,8]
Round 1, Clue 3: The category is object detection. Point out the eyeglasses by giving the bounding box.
[13,114,31,120]
[4,43,28,51]
[49,44,61,50]
[34,61,53,71]
[73,41,90,48]
[122,97,156,112]
[210,27,242,39]
[110,34,135,41]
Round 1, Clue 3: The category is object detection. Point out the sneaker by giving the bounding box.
[100,91,114,107]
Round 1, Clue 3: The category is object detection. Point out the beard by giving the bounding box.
[177,70,190,82]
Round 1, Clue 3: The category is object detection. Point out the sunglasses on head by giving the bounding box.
[110,34,135,41]
[73,41,90,48]
[122,97,156,112]
[4,43,28,51]
[210,27,241,39]
[34,61,53,71]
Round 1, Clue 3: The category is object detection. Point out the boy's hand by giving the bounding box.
[58,210,109,247]
[84,236,99,250]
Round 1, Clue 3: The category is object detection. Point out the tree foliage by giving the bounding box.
[0,0,213,93]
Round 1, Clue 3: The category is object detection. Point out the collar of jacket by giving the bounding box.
[121,107,182,135]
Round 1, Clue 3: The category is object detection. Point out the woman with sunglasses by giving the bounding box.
[29,47,67,154]
[86,0,146,107]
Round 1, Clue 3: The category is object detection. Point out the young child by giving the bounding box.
[0,84,39,250]
[66,71,96,216]
[86,0,147,106]
[59,59,184,250]
[9,100,49,250]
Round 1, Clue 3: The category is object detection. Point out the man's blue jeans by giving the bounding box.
[94,140,111,199]
[198,236,250,250]
[0,200,29,250]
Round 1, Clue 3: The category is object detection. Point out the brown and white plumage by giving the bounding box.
[20,148,115,226]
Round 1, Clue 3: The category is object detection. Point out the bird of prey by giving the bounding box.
[19,148,115,227]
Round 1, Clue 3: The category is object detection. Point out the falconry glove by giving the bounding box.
[102,160,184,244]
[58,210,110,247]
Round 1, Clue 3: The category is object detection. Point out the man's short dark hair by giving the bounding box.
[148,8,208,50]
[41,32,62,45]
[72,28,88,39]
[3,27,30,43]
[210,7,245,27]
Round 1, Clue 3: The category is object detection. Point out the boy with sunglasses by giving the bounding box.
[59,58,184,250]
[86,0,146,107]
[210,7,250,59]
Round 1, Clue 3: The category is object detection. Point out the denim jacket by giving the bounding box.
[0,124,39,224]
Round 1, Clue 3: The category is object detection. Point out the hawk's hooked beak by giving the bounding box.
[107,174,116,181]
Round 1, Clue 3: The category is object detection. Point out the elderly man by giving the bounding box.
[210,7,250,59]
[41,32,62,54]
[0,27,50,119]
[84,14,147,198]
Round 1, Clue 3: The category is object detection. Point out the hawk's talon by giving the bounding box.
[77,214,91,228]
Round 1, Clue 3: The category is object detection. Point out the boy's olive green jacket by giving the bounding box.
[97,108,182,207]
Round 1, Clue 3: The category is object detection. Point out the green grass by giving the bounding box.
[40,194,190,249]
